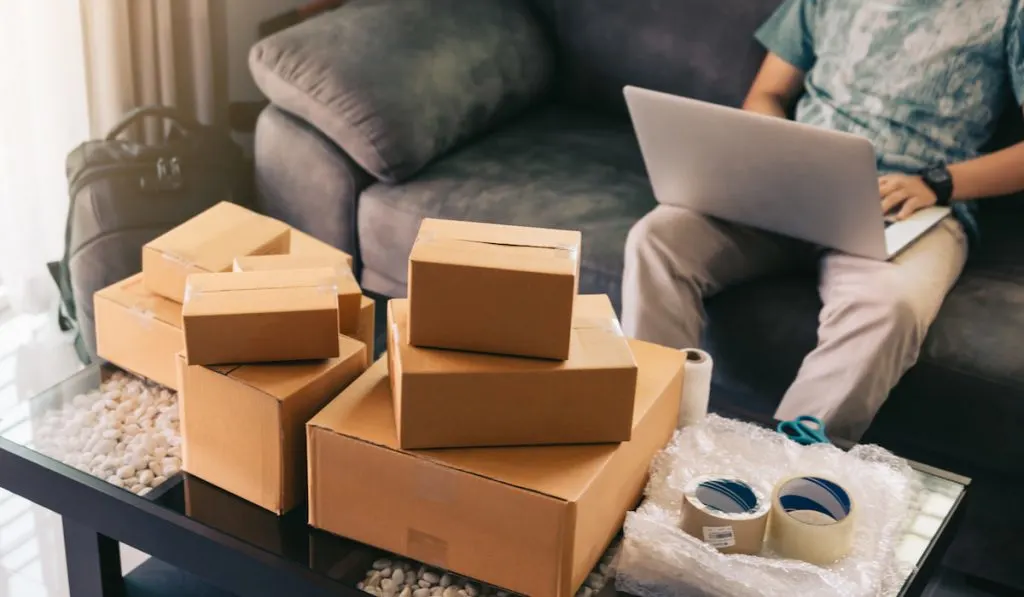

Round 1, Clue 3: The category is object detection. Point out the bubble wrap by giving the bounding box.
[616,415,916,597]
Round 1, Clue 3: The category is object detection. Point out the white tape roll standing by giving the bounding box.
[768,476,856,566]
[678,349,712,428]
[680,475,770,555]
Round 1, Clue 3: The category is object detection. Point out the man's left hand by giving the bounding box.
[879,174,937,220]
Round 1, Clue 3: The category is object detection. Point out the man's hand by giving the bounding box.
[879,174,937,220]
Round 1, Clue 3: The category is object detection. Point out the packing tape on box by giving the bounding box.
[415,231,579,262]
[183,281,339,303]
[572,316,624,336]
[767,475,856,566]
[678,349,713,428]
[680,475,770,555]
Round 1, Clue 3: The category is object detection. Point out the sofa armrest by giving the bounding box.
[250,0,553,184]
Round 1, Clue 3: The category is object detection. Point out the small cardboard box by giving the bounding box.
[176,334,367,514]
[94,273,184,390]
[289,228,354,269]
[387,295,637,448]
[307,340,684,597]
[233,254,361,334]
[182,268,340,365]
[407,218,581,360]
[356,296,375,356]
[143,202,290,303]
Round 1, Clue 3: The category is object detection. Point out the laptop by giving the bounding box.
[623,86,951,260]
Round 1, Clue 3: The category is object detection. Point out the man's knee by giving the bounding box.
[625,206,704,264]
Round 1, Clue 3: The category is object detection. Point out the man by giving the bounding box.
[622,0,1024,440]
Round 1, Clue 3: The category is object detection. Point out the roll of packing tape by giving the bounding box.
[678,349,713,428]
[680,475,770,554]
[768,476,856,566]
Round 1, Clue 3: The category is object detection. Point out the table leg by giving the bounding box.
[62,517,124,597]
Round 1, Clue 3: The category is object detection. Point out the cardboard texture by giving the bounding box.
[182,268,340,365]
[387,295,637,448]
[233,254,361,334]
[289,228,354,269]
[94,273,184,390]
[307,340,684,597]
[407,218,581,360]
[177,334,367,514]
[143,202,290,302]
[356,296,375,356]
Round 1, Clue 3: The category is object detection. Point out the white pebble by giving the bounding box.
[152,475,167,486]
[130,484,144,494]
[422,573,439,584]
[441,588,458,597]
[138,470,155,485]
[440,575,452,588]
[414,590,430,597]
[381,579,394,591]
[116,465,135,479]
[106,475,125,488]
[393,569,405,585]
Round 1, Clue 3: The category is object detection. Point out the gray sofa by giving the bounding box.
[250,0,1024,477]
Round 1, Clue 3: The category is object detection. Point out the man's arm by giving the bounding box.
[880,108,1024,219]
[948,135,1024,200]
[742,53,806,118]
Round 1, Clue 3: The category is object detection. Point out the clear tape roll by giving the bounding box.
[768,475,856,566]
[678,348,712,428]
[680,475,770,555]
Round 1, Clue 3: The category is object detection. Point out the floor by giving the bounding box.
[0,303,1011,597]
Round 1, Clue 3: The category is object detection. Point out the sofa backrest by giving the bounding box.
[539,0,784,114]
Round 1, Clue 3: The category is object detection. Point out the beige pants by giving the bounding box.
[621,205,968,440]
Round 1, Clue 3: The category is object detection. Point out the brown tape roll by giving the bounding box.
[680,475,770,555]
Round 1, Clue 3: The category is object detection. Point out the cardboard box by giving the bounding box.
[182,268,340,365]
[94,273,184,390]
[143,202,290,302]
[289,228,354,269]
[233,254,361,334]
[177,334,367,513]
[387,295,637,448]
[307,340,684,597]
[356,296,375,356]
[407,218,581,360]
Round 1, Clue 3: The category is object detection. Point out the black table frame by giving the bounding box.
[0,410,969,597]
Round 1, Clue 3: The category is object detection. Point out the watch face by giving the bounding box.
[928,168,951,184]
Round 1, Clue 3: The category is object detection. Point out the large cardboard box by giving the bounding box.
[307,341,684,597]
[94,273,184,390]
[143,202,290,302]
[289,228,354,269]
[182,269,340,365]
[177,334,367,514]
[387,295,636,448]
[407,218,581,360]
[233,254,361,334]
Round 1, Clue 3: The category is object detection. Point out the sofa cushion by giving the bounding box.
[705,212,1024,475]
[554,0,783,114]
[357,105,654,306]
[250,0,553,184]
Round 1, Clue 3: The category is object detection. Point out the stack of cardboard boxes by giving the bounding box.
[93,201,374,513]
[306,219,687,597]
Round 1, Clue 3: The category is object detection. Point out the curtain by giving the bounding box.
[81,0,229,141]
[0,1,91,314]
[0,0,228,316]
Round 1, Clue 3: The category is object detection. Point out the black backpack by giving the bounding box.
[50,106,249,363]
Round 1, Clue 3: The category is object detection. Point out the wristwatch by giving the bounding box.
[920,164,954,207]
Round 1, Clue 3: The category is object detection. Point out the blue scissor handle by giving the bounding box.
[777,415,830,445]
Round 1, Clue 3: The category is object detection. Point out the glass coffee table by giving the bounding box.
[0,364,968,597]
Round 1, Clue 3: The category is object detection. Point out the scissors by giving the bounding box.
[776,415,830,445]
